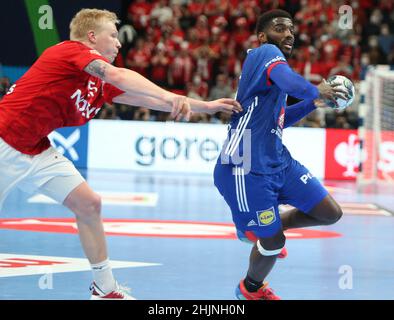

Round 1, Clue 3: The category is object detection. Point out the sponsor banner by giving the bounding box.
[282,127,326,179]
[48,119,387,181]
[88,120,228,173]
[325,129,360,180]
[87,120,326,178]
[377,131,394,181]
[325,129,394,181]
[48,124,89,168]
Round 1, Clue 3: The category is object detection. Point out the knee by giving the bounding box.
[324,202,343,225]
[311,196,343,225]
[74,193,102,220]
[257,230,286,256]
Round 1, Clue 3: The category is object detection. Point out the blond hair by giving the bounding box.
[69,8,120,40]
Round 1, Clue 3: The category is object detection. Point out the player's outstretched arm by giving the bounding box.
[84,59,241,120]
[269,64,348,105]
[85,59,190,120]
[113,94,242,116]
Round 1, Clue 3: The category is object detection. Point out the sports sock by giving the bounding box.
[91,258,116,294]
[244,275,263,293]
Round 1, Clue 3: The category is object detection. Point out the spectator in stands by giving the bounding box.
[188,0,206,18]
[188,74,209,100]
[133,107,153,121]
[378,24,394,56]
[150,42,170,87]
[150,0,173,26]
[332,112,352,129]
[209,74,233,101]
[168,41,194,94]
[192,15,211,44]
[194,44,216,84]
[233,17,252,53]
[126,38,151,77]
[303,48,324,85]
[328,54,354,79]
[117,104,134,120]
[366,36,387,64]
[107,0,393,128]
[98,103,118,120]
[127,0,152,30]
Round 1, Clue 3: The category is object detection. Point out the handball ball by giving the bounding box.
[324,75,355,111]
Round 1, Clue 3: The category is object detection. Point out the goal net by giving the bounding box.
[357,66,394,189]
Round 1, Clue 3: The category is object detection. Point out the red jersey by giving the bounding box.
[0,41,123,155]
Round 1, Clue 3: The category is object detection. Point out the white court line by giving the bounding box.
[0,253,160,278]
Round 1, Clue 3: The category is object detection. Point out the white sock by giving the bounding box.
[91,259,116,294]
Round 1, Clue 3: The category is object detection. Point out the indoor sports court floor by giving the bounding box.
[0,169,393,300]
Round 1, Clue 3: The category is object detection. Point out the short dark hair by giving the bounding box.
[255,9,293,34]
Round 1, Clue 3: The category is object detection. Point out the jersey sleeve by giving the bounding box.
[60,42,109,72]
[260,44,319,100]
[103,83,125,103]
[261,44,288,86]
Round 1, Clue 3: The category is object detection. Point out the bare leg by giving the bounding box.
[245,229,286,287]
[63,182,107,264]
[247,244,278,283]
[281,194,343,231]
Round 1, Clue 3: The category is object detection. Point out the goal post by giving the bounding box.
[357,66,394,189]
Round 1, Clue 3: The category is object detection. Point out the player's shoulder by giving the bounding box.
[46,40,101,56]
[257,44,285,59]
[247,44,286,64]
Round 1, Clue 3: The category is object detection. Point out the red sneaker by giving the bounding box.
[236,279,280,300]
[278,247,288,259]
[90,282,136,300]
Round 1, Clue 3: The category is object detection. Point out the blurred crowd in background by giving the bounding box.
[1,0,394,128]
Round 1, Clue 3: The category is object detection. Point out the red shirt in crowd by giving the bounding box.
[0,41,123,155]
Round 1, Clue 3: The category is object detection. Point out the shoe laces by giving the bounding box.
[258,282,278,300]
[115,283,132,297]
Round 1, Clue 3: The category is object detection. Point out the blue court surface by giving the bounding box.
[0,169,393,300]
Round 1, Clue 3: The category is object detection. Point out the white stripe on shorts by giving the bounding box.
[234,167,249,212]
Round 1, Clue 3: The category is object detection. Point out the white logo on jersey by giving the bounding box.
[48,129,80,161]
[87,80,98,98]
[300,172,314,184]
[6,84,16,95]
[264,55,286,68]
[70,81,100,119]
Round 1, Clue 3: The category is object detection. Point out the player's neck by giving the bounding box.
[79,40,95,49]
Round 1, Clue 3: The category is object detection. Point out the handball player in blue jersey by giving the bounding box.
[214,9,349,300]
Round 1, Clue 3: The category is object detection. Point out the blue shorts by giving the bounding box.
[213,158,328,240]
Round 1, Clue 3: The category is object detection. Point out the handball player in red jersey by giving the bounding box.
[0,9,242,300]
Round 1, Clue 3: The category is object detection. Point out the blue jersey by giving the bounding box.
[220,44,292,174]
